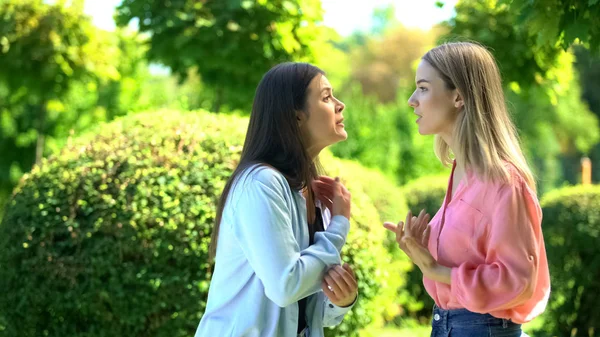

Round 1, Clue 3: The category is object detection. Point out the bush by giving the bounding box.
[0,193,6,225]
[403,175,448,216]
[0,110,244,337]
[0,109,404,337]
[537,185,600,337]
[323,156,439,325]
[398,174,448,323]
[320,153,411,332]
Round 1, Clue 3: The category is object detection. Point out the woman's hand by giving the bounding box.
[312,176,351,219]
[321,263,358,307]
[384,210,431,258]
[384,210,451,284]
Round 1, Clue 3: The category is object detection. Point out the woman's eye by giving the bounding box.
[419,87,428,92]
[323,95,331,102]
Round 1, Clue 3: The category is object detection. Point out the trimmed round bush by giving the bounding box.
[0,110,404,337]
[538,185,600,337]
[0,110,244,337]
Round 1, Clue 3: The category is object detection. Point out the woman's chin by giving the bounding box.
[417,125,433,136]
[336,130,348,142]
[323,132,348,148]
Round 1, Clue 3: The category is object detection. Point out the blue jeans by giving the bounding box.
[430,305,525,337]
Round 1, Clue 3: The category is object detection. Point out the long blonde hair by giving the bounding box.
[422,42,536,191]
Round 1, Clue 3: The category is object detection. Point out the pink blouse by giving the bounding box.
[424,162,550,324]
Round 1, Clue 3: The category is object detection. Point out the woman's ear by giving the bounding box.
[454,91,464,110]
[296,110,306,127]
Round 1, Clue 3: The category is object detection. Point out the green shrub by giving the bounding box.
[399,174,448,323]
[537,185,600,337]
[0,194,6,225]
[323,156,434,325]
[320,154,411,331]
[403,175,448,216]
[0,109,405,337]
[0,110,244,337]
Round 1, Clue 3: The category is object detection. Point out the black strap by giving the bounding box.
[297,207,325,333]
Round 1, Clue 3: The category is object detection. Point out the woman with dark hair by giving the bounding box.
[195,62,357,337]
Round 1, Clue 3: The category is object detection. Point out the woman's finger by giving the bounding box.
[322,281,339,302]
[312,181,335,198]
[422,225,431,246]
[342,263,356,280]
[415,210,429,238]
[409,216,419,235]
[338,265,358,290]
[328,267,351,295]
[399,220,405,241]
[383,221,402,243]
[317,175,337,185]
[324,274,343,295]
[417,209,427,227]
[312,179,335,191]
[404,211,413,236]
[383,222,398,233]
[412,211,424,235]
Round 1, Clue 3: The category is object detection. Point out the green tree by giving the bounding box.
[0,0,110,213]
[575,46,600,117]
[445,0,599,191]
[115,0,324,112]
[446,0,562,87]
[0,0,102,165]
[320,6,448,184]
[0,1,159,216]
[574,46,600,182]
[93,29,150,120]
[348,24,439,103]
[502,0,600,53]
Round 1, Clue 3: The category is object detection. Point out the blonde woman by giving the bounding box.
[385,42,550,337]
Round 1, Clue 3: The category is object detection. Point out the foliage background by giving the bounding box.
[1,0,600,335]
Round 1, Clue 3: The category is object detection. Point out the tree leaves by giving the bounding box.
[115,0,324,112]
[501,0,600,53]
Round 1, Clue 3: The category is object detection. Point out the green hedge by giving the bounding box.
[320,153,411,330]
[538,185,600,337]
[399,174,448,323]
[403,175,448,216]
[0,110,404,337]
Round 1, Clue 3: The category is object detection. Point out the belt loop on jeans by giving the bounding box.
[443,308,449,331]
[502,319,508,328]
